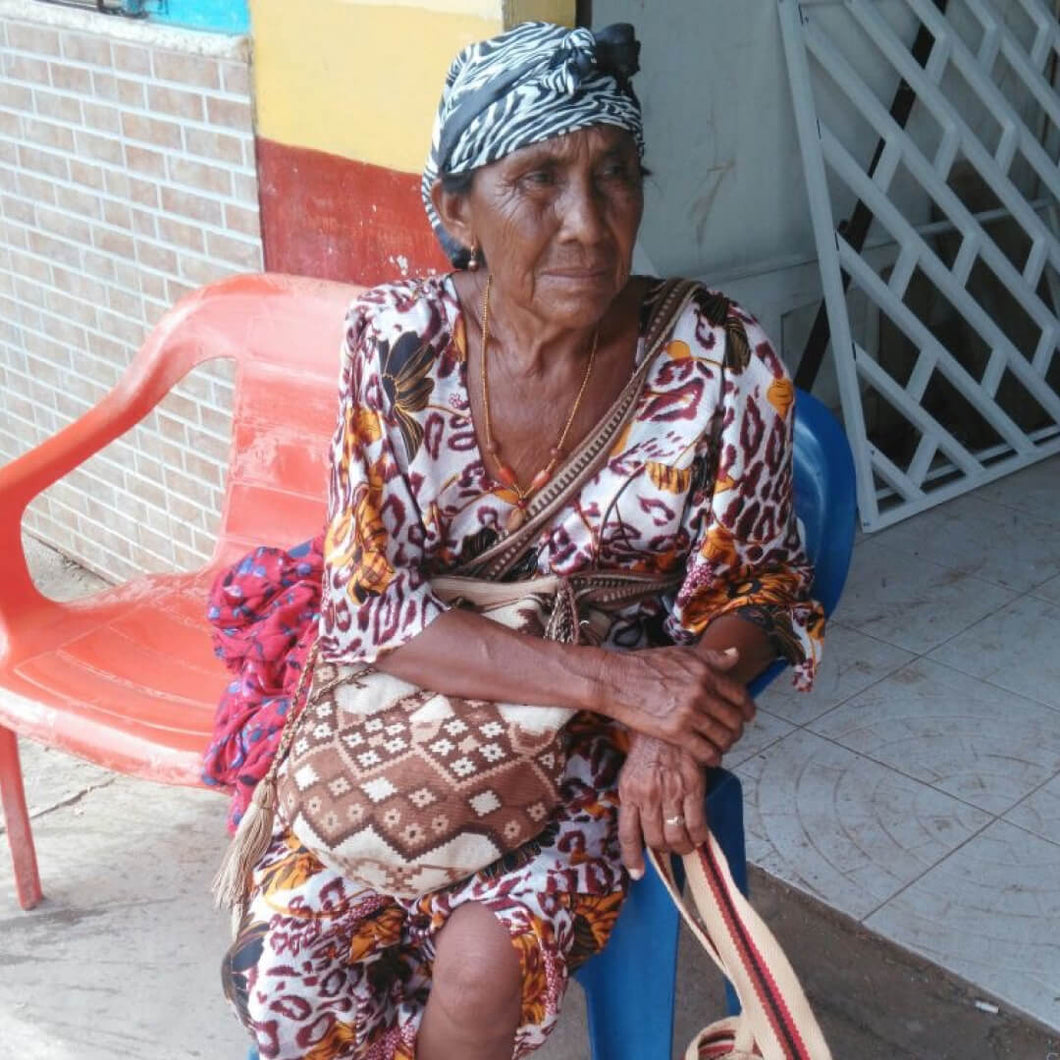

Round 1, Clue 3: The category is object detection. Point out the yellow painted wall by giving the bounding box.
[504,0,575,26]
[250,0,504,173]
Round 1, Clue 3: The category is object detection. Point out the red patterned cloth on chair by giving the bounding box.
[202,535,323,833]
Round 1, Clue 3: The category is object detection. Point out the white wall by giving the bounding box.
[600,0,815,282]
[595,0,1047,383]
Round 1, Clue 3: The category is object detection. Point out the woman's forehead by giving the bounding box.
[499,126,638,165]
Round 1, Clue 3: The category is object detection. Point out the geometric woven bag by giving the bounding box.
[278,572,678,898]
[277,580,575,897]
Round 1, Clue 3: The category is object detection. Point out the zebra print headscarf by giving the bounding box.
[422,21,644,266]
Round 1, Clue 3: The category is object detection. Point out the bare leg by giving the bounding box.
[416,902,522,1060]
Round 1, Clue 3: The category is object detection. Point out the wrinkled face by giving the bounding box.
[442,125,644,329]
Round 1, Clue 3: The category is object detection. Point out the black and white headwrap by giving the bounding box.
[422,21,644,266]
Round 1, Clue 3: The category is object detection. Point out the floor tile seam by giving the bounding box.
[1001,768,1060,834]
[917,654,1060,718]
[800,726,1011,819]
[855,532,1049,596]
[998,814,1060,853]
[776,647,930,730]
[970,492,1060,530]
[865,588,1025,660]
[725,713,793,770]
[814,616,924,658]
[1026,565,1060,588]
[856,809,1000,924]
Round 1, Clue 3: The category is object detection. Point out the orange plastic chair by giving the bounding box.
[0,274,363,910]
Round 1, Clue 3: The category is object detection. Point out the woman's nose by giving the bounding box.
[560,177,608,244]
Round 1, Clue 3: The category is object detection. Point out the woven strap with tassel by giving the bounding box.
[212,639,321,913]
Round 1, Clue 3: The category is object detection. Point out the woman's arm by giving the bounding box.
[616,616,774,878]
[697,613,775,686]
[376,609,755,765]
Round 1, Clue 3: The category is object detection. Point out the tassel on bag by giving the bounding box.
[212,640,320,912]
[211,773,279,912]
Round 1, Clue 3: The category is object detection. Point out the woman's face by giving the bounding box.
[452,125,644,330]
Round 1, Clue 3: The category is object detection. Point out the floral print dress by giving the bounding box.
[222,275,824,1060]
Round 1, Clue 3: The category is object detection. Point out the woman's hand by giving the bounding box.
[603,645,755,765]
[617,733,710,879]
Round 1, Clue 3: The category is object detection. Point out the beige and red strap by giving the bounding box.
[648,835,832,1060]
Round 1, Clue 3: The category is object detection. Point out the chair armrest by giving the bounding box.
[0,377,172,650]
[0,286,223,651]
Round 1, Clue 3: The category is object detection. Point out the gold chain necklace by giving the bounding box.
[479,274,599,532]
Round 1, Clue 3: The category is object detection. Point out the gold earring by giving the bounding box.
[467,241,480,272]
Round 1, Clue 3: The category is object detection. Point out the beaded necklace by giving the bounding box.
[479,274,599,532]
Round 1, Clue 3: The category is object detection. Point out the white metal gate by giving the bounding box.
[780,0,1060,530]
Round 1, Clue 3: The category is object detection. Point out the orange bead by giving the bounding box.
[495,463,518,488]
[529,468,552,492]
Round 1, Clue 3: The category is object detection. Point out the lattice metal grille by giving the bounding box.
[781,0,1060,530]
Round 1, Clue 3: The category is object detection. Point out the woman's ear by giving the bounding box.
[430,178,474,254]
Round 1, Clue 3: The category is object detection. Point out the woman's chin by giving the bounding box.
[535,273,627,327]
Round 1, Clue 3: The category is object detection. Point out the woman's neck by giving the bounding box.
[455,271,633,380]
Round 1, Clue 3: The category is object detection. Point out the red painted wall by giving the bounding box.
[257,138,450,286]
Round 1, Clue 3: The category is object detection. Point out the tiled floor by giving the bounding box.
[733,453,1060,1030]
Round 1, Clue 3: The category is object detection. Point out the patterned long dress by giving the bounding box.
[221,275,824,1060]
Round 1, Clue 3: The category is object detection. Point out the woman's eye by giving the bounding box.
[522,168,556,187]
[600,162,635,183]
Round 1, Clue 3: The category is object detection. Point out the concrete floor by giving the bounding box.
[3,503,1060,1059]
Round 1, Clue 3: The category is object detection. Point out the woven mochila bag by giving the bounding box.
[213,279,701,908]
[278,571,677,897]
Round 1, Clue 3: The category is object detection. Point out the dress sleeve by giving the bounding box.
[318,296,449,666]
[664,298,825,690]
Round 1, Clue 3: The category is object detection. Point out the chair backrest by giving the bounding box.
[145,274,362,562]
[214,276,362,559]
[747,390,857,697]
[791,388,858,615]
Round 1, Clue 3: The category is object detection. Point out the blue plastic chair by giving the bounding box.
[245,390,857,1060]
[574,389,857,1060]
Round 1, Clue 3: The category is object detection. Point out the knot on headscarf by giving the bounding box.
[422,21,644,266]
[547,23,640,96]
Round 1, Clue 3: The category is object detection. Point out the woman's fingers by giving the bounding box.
[681,732,722,766]
[618,801,646,880]
[684,788,710,847]
[639,797,666,855]
[693,713,741,756]
[696,698,745,740]
[707,671,757,719]
[697,651,756,721]
[662,806,694,855]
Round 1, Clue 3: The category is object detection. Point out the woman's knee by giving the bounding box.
[431,903,522,1023]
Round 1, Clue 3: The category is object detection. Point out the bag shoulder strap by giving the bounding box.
[455,277,703,580]
[648,839,833,1060]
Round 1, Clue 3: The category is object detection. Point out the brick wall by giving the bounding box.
[0,0,262,582]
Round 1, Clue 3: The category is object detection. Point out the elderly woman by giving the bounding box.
[218,20,822,1060]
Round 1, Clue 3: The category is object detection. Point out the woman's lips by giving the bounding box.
[544,268,610,281]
